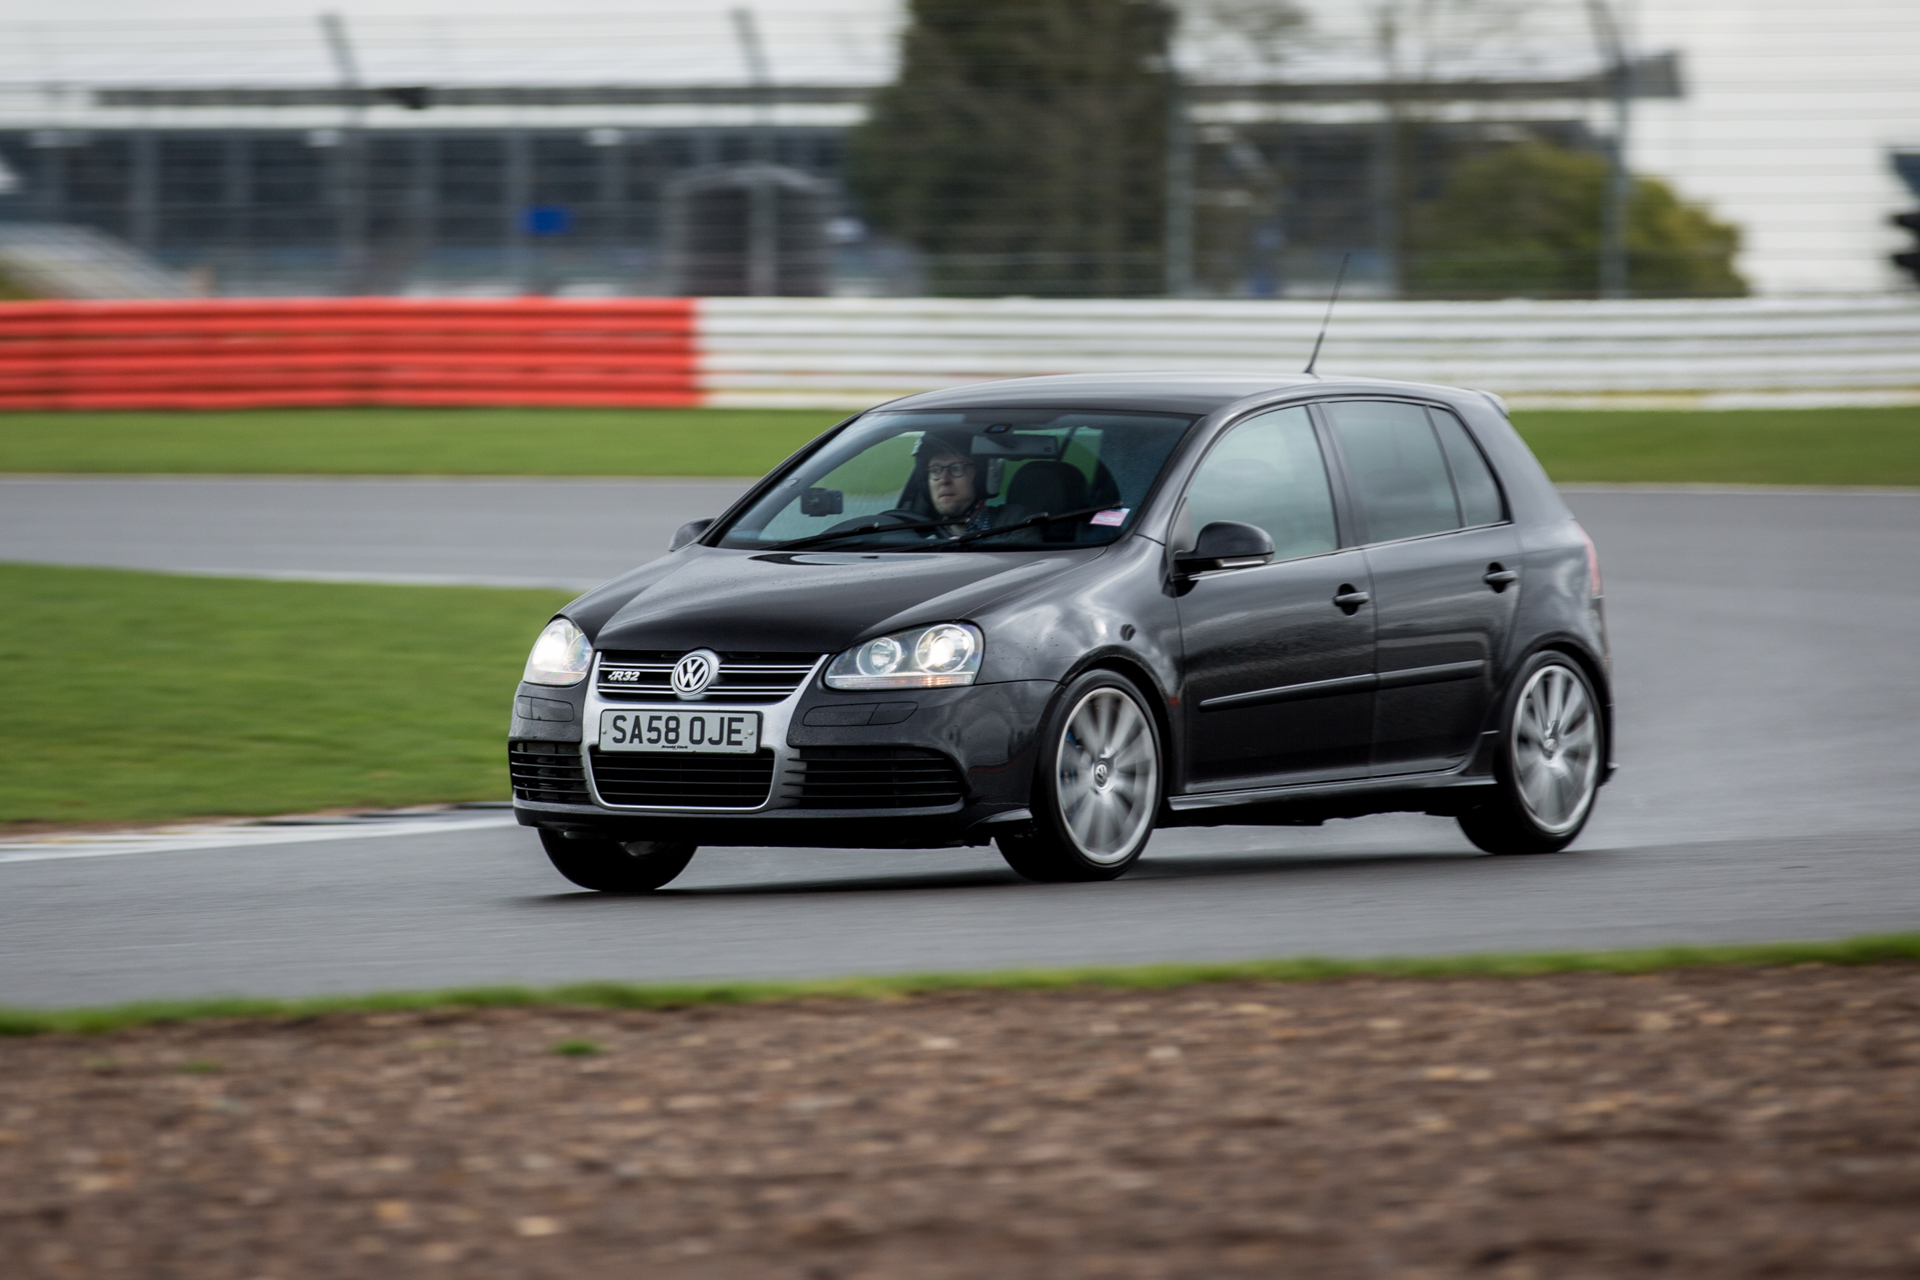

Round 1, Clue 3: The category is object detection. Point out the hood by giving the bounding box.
[579,546,1092,655]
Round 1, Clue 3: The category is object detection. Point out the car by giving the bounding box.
[509,373,1612,891]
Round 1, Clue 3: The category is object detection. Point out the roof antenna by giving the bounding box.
[1303,252,1352,376]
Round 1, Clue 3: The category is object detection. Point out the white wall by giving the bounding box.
[1277,0,1920,296]
[1632,0,1920,295]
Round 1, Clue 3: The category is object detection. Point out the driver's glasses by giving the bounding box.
[926,461,976,481]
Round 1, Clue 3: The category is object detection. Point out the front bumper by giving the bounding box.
[510,670,1056,848]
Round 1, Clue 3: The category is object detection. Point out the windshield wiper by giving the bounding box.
[934,505,1119,549]
[763,514,958,552]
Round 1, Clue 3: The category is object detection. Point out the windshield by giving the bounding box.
[714,408,1195,552]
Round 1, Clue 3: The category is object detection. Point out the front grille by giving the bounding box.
[509,740,591,805]
[791,748,967,810]
[597,651,820,704]
[588,748,776,809]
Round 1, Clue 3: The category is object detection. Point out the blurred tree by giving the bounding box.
[1182,0,1309,66]
[1406,140,1746,298]
[847,0,1174,297]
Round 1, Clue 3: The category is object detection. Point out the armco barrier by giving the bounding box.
[0,298,699,410]
[699,295,1920,410]
[2,294,1917,411]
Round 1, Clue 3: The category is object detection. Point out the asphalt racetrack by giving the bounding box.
[0,475,743,590]
[2,480,1916,1007]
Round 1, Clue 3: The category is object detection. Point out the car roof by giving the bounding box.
[878,372,1483,417]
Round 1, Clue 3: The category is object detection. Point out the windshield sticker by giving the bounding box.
[1090,508,1130,528]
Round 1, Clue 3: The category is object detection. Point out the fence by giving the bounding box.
[2,294,1916,412]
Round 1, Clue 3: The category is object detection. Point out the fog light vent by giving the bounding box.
[509,740,590,805]
[793,748,965,810]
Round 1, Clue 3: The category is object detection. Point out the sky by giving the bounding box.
[1,0,1915,294]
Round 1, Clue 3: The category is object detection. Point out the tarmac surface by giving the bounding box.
[0,474,745,589]
[2,481,1916,1007]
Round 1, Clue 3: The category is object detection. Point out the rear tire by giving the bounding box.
[1457,651,1603,856]
[539,828,697,892]
[997,671,1162,883]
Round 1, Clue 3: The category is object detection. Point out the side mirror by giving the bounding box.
[1173,521,1274,575]
[669,518,715,551]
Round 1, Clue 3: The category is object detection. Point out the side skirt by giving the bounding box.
[1162,752,1499,828]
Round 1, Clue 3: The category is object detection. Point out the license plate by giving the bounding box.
[599,708,761,754]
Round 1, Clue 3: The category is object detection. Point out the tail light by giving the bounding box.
[1576,523,1603,597]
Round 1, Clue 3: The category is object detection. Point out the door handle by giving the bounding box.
[1483,564,1518,592]
[1332,586,1371,613]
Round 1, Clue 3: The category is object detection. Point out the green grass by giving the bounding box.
[0,563,571,826]
[1512,406,1920,487]
[2,933,1915,1034]
[0,407,844,477]
[0,404,1916,485]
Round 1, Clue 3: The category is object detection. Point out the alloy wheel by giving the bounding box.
[1055,686,1160,864]
[1510,662,1600,835]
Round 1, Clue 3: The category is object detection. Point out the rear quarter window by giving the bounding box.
[1431,410,1506,527]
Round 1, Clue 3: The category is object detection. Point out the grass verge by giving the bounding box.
[1,404,1916,485]
[1513,405,1920,487]
[0,406,843,476]
[0,562,570,826]
[3,933,1915,1035]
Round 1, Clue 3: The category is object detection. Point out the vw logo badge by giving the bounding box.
[671,649,721,699]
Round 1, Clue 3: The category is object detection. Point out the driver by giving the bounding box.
[917,433,998,538]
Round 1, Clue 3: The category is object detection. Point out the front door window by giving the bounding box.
[1183,405,1338,561]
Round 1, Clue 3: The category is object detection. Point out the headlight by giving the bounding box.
[523,618,592,686]
[825,623,983,690]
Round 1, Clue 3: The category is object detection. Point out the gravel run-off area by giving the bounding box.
[3,965,1918,1280]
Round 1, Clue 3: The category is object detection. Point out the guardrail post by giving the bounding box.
[129,132,159,252]
[1164,75,1195,299]
[506,129,532,293]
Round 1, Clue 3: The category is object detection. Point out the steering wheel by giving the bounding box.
[821,509,940,539]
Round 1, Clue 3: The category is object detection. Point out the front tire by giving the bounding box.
[539,828,697,892]
[1457,652,1603,856]
[998,672,1162,882]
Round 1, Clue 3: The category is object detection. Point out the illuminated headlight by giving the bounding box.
[522,617,592,686]
[825,623,983,690]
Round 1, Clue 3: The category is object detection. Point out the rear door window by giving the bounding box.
[1183,405,1338,562]
[1322,400,1462,543]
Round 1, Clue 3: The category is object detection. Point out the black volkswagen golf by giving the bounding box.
[510,373,1611,891]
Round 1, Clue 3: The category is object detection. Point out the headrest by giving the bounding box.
[1005,460,1088,514]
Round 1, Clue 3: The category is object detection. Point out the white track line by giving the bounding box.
[141,566,605,590]
[0,815,519,866]
[1557,483,1919,496]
